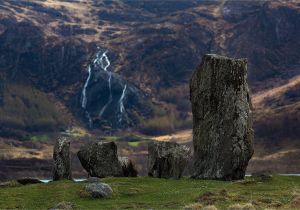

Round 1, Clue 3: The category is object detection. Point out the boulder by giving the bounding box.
[147,141,191,179]
[85,183,113,198]
[49,201,74,210]
[118,157,138,177]
[190,54,254,180]
[77,141,123,178]
[53,137,72,181]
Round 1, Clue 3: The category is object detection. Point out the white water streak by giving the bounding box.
[118,84,127,122]
[99,51,113,117]
[81,65,92,109]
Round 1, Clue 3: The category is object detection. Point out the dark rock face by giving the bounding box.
[79,50,152,130]
[85,183,113,198]
[77,141,123,178]
[147,141,191,179]
[190,54,254,180]
[118,157,138,177]
[53,137,72,181]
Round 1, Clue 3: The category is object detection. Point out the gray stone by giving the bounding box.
[118,156,138,177]
[77,141,123,178]
[148,141,191,179]
[85,183,113,198]
[48,201,74,210]
[53,137,72,181]
[190,54,254,180]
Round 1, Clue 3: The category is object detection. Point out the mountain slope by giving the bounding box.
[0,0,299,145]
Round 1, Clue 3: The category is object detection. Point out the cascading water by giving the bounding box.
[81,65,92,109]
[98,51,113,117]
[81,47,128,128]
[118,84,127,123]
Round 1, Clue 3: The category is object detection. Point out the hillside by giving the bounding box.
[0,0,300,175]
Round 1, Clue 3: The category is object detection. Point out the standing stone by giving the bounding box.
[77,141,123,178]
[118,157,138,177]
[53,137,72,181]
[148,141,191,179]
[190,54,254,180]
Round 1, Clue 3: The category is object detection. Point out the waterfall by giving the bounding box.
[81,65,92,109]
[118,84,127,123]
[81,47,128,128]
[98,51,113,117]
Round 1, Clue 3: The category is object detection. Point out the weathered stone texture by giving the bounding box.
[190,54,254,180]
[77,141,123,178]
[148,141,191,179]
[53,137,72,181]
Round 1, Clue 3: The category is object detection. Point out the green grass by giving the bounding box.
[127,141,142,147]
[0,176,300,209]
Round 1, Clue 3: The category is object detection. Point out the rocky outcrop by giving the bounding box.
[85,183,113,198]
[79,54,152,130]
[77,141,123,178]
[118,157,138,177]
[190,54,254,180]
[147,141,191,179]
[53,137,72,181]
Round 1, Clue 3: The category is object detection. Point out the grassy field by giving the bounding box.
[0,176,300,209]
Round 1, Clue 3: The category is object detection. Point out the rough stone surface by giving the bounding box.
[85,183,113,198]
[53,137,72,181]
[190,54,254,180]
[49,201,74,210]
[77,141,123,178]
[118,156,138,177]
[148,141,191,179]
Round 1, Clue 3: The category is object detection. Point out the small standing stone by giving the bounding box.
[190,54,254,180]
[118,157,138,177]
[148,141,191,179]
[53,137,72,181]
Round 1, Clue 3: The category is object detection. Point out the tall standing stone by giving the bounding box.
[53,137,72,181]
[190,54,254,180]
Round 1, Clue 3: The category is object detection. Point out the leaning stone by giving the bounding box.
[77,141,123,178]
[17,177,42,185]
[190,54,254,180]
[85,183,113,198]
[118,157,138,177]
[53,137,72,181]
[148,141,191,179]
